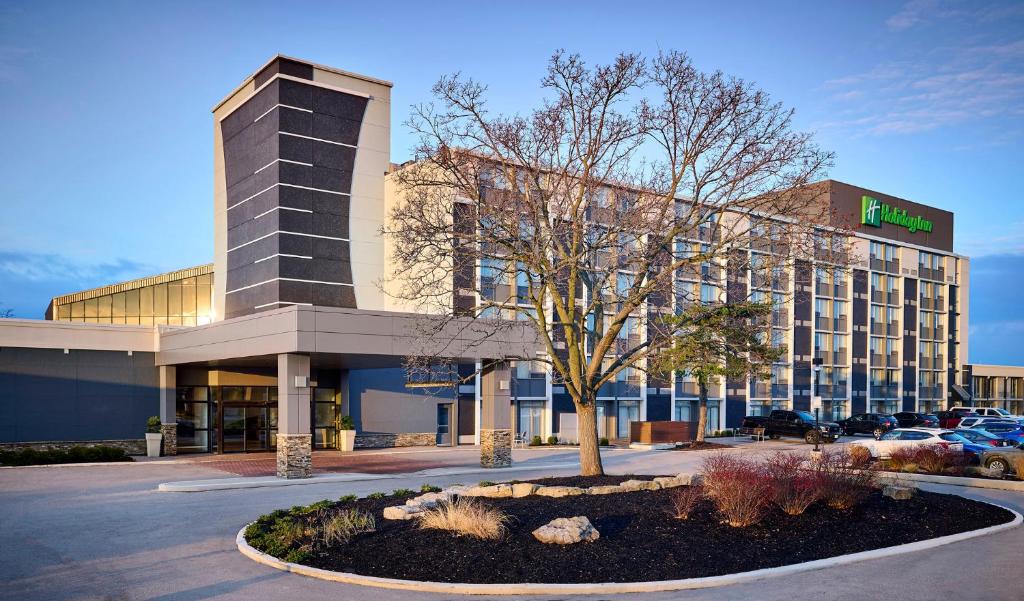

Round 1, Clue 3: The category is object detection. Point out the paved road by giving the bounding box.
[1,444,1020,601]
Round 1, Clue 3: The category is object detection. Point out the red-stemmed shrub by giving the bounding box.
[814,448,877,510]
[887,447,919,471]
[668,485,704,520]
[764,451,821,516]
[848,445,873,469]
[700,454,771,527]
[914,445,965,475]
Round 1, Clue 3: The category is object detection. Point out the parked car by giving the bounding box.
[837,413,898,439]
[741,410,842,444]
[957,416,1018,430]
[936,408,978,429]
[975,422,1024,445]
[849,428,966,459]
[950,406,1021,420]
[975,444,1024,477]
[954,428,1016,448]
[892,412,939,428]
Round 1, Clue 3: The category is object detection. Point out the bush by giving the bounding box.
[764,451,821,516]
[815,449,877,510]
[848,445,872,468]
[546,436,558,445]
[914,445,965,475]
[599,437,610,446]
[392,488,414,497]
[337,494,357,503]
[668,485,704,519]
[477,480,495,487]
[419,498,509,540]
[700,454,771,527]
[420,483,441,493]
[365,492,385,500]
[146,416,162,434]
[0,446,132,466]
[316,508,375,547]
[529,436,542,447]
[339,415,355,430]
[887,447,918,471]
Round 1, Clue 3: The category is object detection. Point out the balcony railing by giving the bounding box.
[919,325,946,341]
[816,315,848,332]
[870,385,901,399]
[512,377,547,398]
[870,321,900,336]
[870,353,900,368]
[815,282,849,299]
[816,384,849,399]
[919,266,946,282]
[750,382,790,398]
[814,349,847,365]
[598,380,643,398]
[918,385,944,400]
[870,258,900,274]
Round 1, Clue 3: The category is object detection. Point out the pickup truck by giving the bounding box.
[742,409,842,444]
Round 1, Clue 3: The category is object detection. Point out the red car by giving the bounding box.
[937,409,978,429]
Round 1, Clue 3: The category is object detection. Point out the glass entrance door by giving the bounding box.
[436,404,452,446]
[221,405,273,452]
[617,401,639,439]
[518,401,544,442]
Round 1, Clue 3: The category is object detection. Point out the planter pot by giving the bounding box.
[145,432,163,457]
[339,430,356,453]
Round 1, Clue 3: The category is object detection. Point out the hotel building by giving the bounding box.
[0,55,998,475]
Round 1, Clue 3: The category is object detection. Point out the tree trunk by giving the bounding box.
[576,401,605,476]
[695,380,708,443]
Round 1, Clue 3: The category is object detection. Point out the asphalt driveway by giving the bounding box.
[0,444,1020,601]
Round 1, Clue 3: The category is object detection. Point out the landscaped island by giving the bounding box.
[243,451,1015,585]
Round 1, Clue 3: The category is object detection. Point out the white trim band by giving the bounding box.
[254,254,313,264]
[253,206,313,219]
[254,301,314,309]
[226,277,354,295]
[280,131,357,149]
[253,103,313,123]
[254,158,313,175]
[227,183,351,211]
[227,230,348,253]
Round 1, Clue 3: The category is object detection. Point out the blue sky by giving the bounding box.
[0,0,1021,362]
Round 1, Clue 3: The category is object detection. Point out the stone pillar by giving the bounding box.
[480,360,512,468]
[277,354,312,478]
[158,366,177,456]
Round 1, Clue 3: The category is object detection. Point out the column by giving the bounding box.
[158,366,177,456]
[480,360,512,468]
[277,353,312,478]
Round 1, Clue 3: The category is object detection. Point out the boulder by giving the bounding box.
[676,472,703,486]
[586,485,625,495]
[535,485,585,497]
[620,479,660,492]
[406,491,451,508]
[511,483,539,498]
[653,476,685,489]
[882,485,916,501]
[532,516,600,545]
[383,505,423,520]
[463,484,513,498]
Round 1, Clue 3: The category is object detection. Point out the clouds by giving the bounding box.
[819,1,1024,137]
[0,251,155,318]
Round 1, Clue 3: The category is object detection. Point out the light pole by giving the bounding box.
[812,357,823,451]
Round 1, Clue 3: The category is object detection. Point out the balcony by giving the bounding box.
[870,321,899,336]
[815,349,847,365]
[919,266,946,282]
[919,325,946,341]
[870,385,900,399]
[918,385,944,400]
[615,334,642,354]
[870,290,899,305]
[870,353,900,368]
[815,281,849,299]
[816,315,848,332]
[816,384,849,399]
[870,258,900,274]
[772,312,789,328]
[919,355,946,370]
[750,382,789,399]
[512,377,547,398]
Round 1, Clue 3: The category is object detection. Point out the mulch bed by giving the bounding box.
[508,474,653,487]
[266,477,1015,584]
[671,441,732,451]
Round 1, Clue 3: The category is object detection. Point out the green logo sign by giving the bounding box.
[860,195,933,234]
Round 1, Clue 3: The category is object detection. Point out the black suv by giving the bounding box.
[838,413,898,438]
[892,411,939,428]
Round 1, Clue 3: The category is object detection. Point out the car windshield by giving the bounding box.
[994,409,1012,416]
[795,411,815,422]
[880,431,901,440]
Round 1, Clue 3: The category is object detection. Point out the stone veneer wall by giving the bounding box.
[0,439,147,455]
[276,433,312,479]
[160,424,178,456]
[480,428,512,468]
[354,432,436,449]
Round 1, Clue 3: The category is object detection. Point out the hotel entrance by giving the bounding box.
[218,386,278,453]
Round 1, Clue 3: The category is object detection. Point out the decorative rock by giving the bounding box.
[512,483,539,498]
[532,516,600,545]
[465,484,513,498]
[676,472,703,486]
[586,485,625,495]
[653,476,685,489]
[276,433,312,479]
[882,485,916,501]
[620,479,660,492]
[406,491,452,508]
[535,485,585,497]
[383,505,424,520]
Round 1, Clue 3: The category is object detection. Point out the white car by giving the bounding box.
[849,428,965,459]
[950,407,1024,423]
[957,416,1019,429]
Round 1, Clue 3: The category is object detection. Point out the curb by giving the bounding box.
[876,471,1024,492]
[235,499,1022,596]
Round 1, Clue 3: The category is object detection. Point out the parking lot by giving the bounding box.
[1,442,1022,601]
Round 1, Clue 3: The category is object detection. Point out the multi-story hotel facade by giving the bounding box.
[0,56,989,475]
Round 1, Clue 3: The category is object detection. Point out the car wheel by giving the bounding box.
[873,428,884,440]
[986,458,1008,477]
[805,431,821,445]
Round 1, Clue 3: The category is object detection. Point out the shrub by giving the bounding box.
[546,436,558,445]
[316,508,375,547]
[365,492,385,500]
[477,480,495,487]
[848,445,872,468]
[700,454,771,527]
[599,437,610,446]
[529,436,542,447]
[0,446,132,466]
[392,488,414,497]
[887,447,918,471]
[668,485,704,519]
[418,498,509,540]
[337,494,357,503]
[814,449,877,510]
[420,483,441,493]
[338,415,355,430]
[763,452,822,516]
[146,416,162,434]
[914,445,964,475]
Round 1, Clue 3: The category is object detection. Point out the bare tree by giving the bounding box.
[383,50,843,476]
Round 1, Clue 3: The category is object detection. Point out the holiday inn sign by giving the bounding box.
[861,195,933,234]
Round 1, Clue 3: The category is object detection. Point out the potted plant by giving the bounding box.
[338,415,356,453]
[145,416,162,457]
